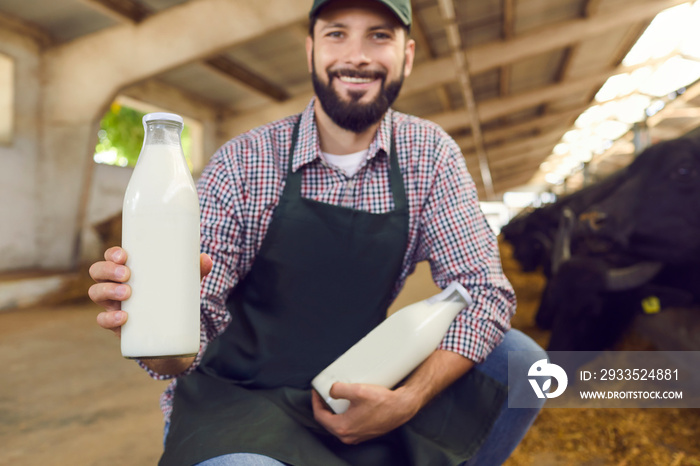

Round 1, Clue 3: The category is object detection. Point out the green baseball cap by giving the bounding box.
[309,0,412,29]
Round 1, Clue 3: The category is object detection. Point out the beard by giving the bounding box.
[312,58,404,134]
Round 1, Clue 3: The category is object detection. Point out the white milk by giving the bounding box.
[121,114,201,359]
[312,282,472,413]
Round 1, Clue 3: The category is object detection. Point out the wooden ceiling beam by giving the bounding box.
[649,125,690,140]
[584,0,604,17]
[498,0,515,98]
[540,0,601,116]
[463,0,687,76]
[438,0,495,199]
[82,0,151,23]
[82,0,290,102]
[658,107,700,119]
[412,12,452,111]
[223,0,685,135]
[46,0,309,120]
[468,144,552,173]
[204,56,289,102]
[465,128,563,163]
[454,106,584,151]
[428,70,607,131]
[553,46,577,90]
[607,22,650,68]
[646,80,700,127]
[428,53,667,134]
[402,0,686,96]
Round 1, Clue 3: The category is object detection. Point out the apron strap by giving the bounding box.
[282,116,304,199]
[283,114,407,212]
[387,127,406,212]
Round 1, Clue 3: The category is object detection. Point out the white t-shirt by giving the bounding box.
[322,150,368,177]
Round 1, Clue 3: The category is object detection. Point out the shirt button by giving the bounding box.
[343,179,355,207]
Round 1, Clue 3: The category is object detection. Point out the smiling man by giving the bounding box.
[88,0,546,464]
[309,0,412,138]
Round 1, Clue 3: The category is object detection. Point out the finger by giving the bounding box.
[200,253,213,280]
[89,261,130,284]
[311,390,337,427]
[312,390,333,414]
[329,382,358,401]
[311,389,324,412]
[96,298,124,311]
[96,310,127,335]
[104,246,128,264]
[88,282,131,305]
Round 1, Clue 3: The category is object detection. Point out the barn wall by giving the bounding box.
[0,27,42,273]
[0,24,225,273]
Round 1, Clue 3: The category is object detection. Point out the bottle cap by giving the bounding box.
[143,112,184,125]
[426,281,472,307]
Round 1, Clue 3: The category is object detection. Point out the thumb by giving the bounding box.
[329,382,358,400]
[200,253,213,281]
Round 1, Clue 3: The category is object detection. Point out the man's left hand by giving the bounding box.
[311,382,419,445]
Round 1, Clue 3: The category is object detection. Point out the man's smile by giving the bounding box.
[337,75,375,84]
[329,70,385,95]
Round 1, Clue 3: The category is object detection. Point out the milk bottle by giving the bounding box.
[312,282,472,413]
[120,112,201,359]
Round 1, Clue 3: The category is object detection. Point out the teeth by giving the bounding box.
[339,76,373,84]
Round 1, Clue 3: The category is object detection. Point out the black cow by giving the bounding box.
[538,135,700,352]
[501,168,628,276]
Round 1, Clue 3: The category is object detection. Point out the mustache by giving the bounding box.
[328,68,387,80]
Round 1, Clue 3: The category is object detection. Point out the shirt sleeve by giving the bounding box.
[137,142,246,380]
[417,133,516,364]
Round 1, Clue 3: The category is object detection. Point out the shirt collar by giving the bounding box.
[292,97,394,173]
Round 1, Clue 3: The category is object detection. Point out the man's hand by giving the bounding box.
[311,383,419,445]
[311,350,475,445]
[88,246,213,336]
[88,246,212,375]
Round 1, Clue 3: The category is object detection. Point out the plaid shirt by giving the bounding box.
[144,98,516,422]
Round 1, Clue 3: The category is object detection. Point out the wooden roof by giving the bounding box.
[2,0,698,199]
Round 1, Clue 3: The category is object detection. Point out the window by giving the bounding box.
[94,101,194,171]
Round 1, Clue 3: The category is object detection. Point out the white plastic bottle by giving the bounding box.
[120,112,201,359]
[312,282,472,413]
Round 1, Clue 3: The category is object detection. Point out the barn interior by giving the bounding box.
[1,0,699,464]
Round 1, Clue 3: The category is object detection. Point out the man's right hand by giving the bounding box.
[88,246,214,337]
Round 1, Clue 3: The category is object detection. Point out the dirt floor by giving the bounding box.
[0,301,169,466]
[1,242,699,465]
[500,241,700,466]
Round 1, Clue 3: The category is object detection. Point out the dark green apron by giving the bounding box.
[160,117,507,466]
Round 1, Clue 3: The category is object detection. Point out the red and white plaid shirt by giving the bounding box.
[144,98,516,422]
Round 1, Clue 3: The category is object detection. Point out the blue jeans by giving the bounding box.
[462,329,547,465]
[172,329,546,466]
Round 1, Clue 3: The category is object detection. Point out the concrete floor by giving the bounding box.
[3,279,699,465]
[0,264,441,466]
[0,301,169,466]
[7,255,698,466]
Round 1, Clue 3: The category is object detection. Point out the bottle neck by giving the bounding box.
[426,282,472,307]
[144,121,183,146]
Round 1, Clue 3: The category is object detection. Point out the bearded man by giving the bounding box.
[88,0,546,464]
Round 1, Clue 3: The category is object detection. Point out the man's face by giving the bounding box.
[306,0,415,133]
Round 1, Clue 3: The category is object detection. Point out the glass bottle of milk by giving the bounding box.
[120,112,201,359]
[312,282,472,413]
